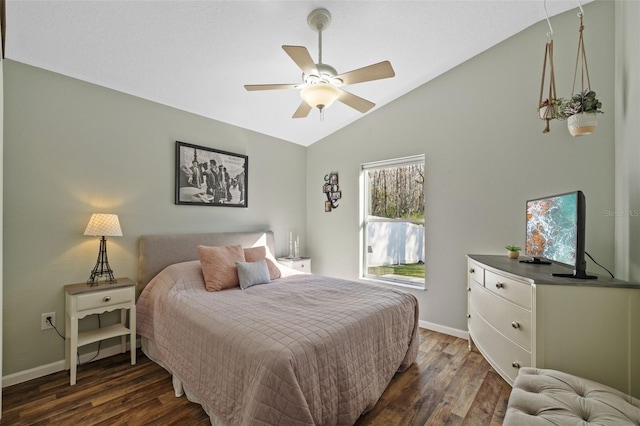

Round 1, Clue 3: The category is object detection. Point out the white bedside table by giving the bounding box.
[277,257,312,273]
[64,278,136,385]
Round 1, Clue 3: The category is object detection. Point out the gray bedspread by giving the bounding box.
[137,260,419,425]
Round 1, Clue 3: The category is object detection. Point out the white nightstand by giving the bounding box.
[277,257,312,273]
[64,278,136,385]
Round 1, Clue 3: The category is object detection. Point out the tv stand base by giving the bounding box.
[519,258,551,265]
[552,272,598,280]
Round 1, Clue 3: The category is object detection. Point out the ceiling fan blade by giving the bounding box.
[282,45,318,76]
[337,89,375,113]
[336,61,395,86]
[292,101,312,118]
[244,84,299,91]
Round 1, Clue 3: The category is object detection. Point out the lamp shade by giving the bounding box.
[84,214,123,237]
[301,83,340,110]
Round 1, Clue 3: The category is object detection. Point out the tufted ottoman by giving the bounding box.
[504,368,640,425]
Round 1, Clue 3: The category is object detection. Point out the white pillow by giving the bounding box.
[236,259,271,290]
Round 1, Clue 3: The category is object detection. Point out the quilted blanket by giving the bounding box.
[137,260,419,425]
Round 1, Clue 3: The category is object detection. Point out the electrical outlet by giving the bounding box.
[41,312,56,330]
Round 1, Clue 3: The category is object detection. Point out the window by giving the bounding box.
[360,155,425,288]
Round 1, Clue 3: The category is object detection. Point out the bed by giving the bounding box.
[136,231,419,425]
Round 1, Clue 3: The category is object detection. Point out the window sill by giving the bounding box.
[359,276,426,291]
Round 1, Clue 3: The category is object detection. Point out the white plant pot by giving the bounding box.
[567,112,598,137]
[538,105,557,120]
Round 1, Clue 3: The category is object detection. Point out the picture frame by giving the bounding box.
[323,171,340,212]
[175,141,248,207]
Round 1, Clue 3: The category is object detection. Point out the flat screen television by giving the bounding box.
[523,190,596,279]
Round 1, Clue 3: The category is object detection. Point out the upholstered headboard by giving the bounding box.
[137,231,276,289]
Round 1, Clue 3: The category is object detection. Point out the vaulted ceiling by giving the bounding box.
[5,1,590,146]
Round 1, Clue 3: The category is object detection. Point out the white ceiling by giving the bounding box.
[5,1,589,146]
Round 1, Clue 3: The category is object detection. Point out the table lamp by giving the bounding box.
[84,213,122,285]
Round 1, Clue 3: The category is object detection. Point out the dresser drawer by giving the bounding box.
[485,270,531,309]
[76,287,134,312]
[468,260,485,286]
[469,303,531,385]
[469,280,531,350]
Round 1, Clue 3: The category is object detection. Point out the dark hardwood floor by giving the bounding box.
[1,329,511,425]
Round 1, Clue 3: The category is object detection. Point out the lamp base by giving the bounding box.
[87,237,118,286]
[87,270,117,286]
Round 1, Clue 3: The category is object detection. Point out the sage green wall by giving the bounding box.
[614,0,640,396]
[306,1,616,332]
[1,0,627,380]
[2,60,307,375]
[615,1,640,282]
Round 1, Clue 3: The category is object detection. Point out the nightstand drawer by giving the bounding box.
[76,287,133,311]
[292,258,311,272]
[277,257,312,273]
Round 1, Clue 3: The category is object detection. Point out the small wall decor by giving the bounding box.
[175,141,248,207]
[323,171,341,212]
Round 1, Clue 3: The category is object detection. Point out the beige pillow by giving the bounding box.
[198,244,246,291]
[244,246,281,279]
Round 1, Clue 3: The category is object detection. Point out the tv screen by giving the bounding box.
[525,191,578,267]
[524,190,595,279]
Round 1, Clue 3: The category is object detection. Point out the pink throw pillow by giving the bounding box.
[244,246,282,279]
[198,244,246,291]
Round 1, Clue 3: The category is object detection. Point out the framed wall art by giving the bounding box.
[175,141,248,207]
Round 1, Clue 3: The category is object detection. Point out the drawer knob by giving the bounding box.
[469,268,475,273]
[467,314,471,319]
[512,361,521,369]
[495,282,504,289]
[511,321,520,329]
[467,287,471,292]
[103,296,111,302]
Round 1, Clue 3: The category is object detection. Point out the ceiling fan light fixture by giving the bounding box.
[301,83,340,110]
[244,8,395,119]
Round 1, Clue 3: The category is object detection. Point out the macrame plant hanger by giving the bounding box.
[538,0,557,133]
[571,3,591,103]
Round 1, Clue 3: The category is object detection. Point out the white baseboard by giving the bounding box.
[419,320,469,340]
[2,339,140,388]
[4,324,466,388]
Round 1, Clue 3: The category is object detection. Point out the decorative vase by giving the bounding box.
[507,250,519,259]
[567,112,597,137]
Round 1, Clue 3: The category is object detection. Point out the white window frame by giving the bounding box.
[359,154,425,289]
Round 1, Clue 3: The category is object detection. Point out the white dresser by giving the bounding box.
[467,255,640,399]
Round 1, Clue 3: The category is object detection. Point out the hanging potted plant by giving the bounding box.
[557,90,603,136]
[538,98,560,120]
[537,35,558,134]
[558,12,603,137]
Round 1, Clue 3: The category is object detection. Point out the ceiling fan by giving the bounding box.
[244,8,395,119]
